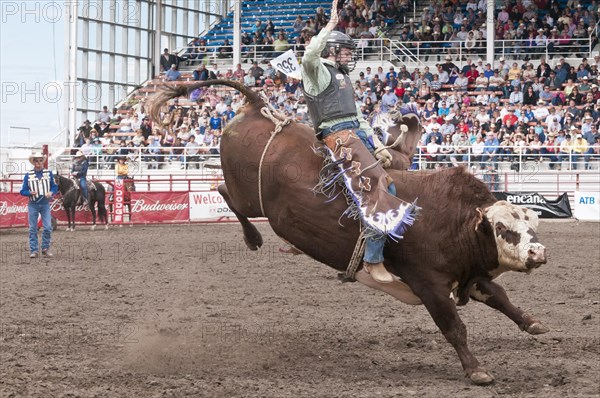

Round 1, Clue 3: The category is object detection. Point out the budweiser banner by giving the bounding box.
[2,190,238,228]
[189,191,236,221]
[494,192,573,219]
[128,192,189,223]
[52,199,97,224]
[0,193,29,228]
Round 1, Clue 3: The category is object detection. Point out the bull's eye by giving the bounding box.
[495,222,507,234]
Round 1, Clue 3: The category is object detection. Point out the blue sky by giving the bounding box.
[1,1,65,146]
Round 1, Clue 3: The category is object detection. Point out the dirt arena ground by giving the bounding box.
[1,220,599,398]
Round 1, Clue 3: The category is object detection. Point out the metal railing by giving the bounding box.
[172,36,594,72]
[51,144,599,174]
[411,144,599,172]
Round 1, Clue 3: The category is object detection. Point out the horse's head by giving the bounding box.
[369,104,421,170]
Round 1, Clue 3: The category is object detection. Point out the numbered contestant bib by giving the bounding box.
[270,49,302,80]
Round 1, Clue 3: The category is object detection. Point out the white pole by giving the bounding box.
[486,0,494,66]
[233,0,241,66]
[64,1,79,146]
[155,0,163,76]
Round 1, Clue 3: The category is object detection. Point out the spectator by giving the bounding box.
[509,86,524,105]
[293,15,305,34]
[217,39,233,59]
[425,135,441,168]
[193,64,209,81]
[208,63,220,79]
[233,63,246,80]
[453,71,468,91]
[248,61,264,85]
[182,135,204,169]
[160,48,178,72]
[97,106,111,123]
[572,133,592,169]
[165,64,181,81]
[471,135,485,164]
[273,32,290,56]
[523,86,539,105]
[558,134,574,169]
[380,86,397,112]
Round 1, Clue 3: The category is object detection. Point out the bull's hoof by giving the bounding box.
[243,233,263,251]
[525,322,550,335]
[469,370,494,385]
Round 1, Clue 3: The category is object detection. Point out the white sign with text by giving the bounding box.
[574,191,600,221]
[270,49,302,80]
[189,191,236,221]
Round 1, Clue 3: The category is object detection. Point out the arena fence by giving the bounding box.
[2,168,598,228]
[0,176,250,229]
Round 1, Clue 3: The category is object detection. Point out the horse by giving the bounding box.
[55,174,108,231]
[149,80,548,384]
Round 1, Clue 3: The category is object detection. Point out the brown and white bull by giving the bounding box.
[149,80,549,385]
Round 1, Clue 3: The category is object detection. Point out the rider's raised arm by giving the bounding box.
[301,0,339,95]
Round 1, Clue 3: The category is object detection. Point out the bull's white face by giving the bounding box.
[485,201,547,274]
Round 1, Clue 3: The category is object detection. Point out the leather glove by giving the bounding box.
[372,134,392,168]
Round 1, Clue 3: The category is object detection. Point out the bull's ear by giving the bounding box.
[474,207,485,231]
[524,207,539,231]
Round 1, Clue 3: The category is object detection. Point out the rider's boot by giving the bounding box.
[363,261,394,283]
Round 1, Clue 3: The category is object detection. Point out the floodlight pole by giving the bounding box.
[487,0,494,66]
[233,0,241,66]
[64,1,79,147]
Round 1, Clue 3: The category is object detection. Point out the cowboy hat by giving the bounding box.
[75,150,86,158]
[28,151,47,165]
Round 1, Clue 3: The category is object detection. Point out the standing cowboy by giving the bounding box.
[71,150,89,206]
[20,152,59,258]
[115,156,130,180]
[301,0,417,283]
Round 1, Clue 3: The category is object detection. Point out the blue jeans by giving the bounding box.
[79,177,89,201]
[355,130,376,152]
[364,183,397,263]
[28,201,52,253]
[320,120,360,138]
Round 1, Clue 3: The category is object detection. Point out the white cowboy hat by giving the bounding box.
[28,151,47,165]
[75,150,86,158]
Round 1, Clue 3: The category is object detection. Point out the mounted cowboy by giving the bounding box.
[301,0,418,283]
[71,150,89,207]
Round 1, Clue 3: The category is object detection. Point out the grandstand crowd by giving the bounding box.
[72,0,600,171]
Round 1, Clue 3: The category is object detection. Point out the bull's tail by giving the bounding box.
[148,79,265,122]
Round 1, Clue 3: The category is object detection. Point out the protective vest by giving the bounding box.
[27,170,51,201]
[72,161,84,174]
[302,63,357,134]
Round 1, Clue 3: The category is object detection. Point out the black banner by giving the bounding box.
[493,192,573,219]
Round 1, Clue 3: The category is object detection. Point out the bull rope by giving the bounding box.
[257,99,292,216]
[339,228,366,282]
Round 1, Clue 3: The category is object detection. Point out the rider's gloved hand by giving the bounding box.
[372,135,392,168]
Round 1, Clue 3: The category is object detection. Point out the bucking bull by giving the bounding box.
[150,80,548,385]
